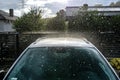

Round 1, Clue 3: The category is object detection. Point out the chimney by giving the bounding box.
[9,9,14,17]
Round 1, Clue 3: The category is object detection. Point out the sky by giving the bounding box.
[0,0,119,18]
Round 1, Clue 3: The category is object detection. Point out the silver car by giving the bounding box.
[3,37,120,80]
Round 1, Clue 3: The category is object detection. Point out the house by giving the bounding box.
[66,4,120,20]
[0,9,17,32]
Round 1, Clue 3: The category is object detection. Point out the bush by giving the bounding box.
[109,58,120,70]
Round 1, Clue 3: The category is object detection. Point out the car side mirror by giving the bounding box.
[0,70,5,80]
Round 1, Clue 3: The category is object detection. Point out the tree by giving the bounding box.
[68,11,100,32]
[110,1,120,6]
[45,10,66,31]
[110,2,115,6]
[68,9,120,32]
[13,7,43,33]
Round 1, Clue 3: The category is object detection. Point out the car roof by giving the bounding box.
[29,37,95,48]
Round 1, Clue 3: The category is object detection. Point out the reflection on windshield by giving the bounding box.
[7,47,117,80]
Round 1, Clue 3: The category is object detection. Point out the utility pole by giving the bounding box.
[22,0,25,9]
[21,0,25,15]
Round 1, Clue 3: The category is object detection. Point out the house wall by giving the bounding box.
[66,7,80,17]
[0,20,15,32]
[98,11,120,16]
[66,7,120,17]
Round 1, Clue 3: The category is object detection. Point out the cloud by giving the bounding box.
[3,9,21,17]
[45,2,66,13]
[25,0,68,7]
[67,0,119,6]
[0,0,119,18]
[0,0,20,9]
[23,0,67,18]
[25,0,46,7]
[42,8,56,18]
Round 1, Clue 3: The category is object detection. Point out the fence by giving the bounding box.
[0,32,19,58]
[0,31,120,71]
[82,31,120,57]
[0,31,120,59]
[0,32,48,59]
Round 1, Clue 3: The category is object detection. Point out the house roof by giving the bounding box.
[66,6,120,12]
[66,6,120,17]
[66,6,120,8]
[0,10,17,21]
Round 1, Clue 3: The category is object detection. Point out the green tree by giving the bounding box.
[13,7,43,33]
[68,9,120,32]
[110,1,120,6]
[68,11,99,31]
[45,10,66,31]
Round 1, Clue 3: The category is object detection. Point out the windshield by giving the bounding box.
[6,47,117,80]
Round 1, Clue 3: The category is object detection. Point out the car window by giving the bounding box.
[6,47,118,80]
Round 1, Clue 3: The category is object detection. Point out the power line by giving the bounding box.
[21,0,28,15]
[21,0,25,9]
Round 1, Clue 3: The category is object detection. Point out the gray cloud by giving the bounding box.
[67,0,119,6]
[0,0,21,9]
[0,0,119,17]
[45,2,66,13]
[0,0,119,10]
